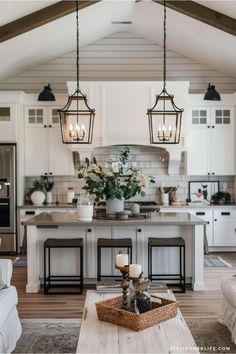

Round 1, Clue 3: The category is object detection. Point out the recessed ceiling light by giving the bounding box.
[111,21,132,24]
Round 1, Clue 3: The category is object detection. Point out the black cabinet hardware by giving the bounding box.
[25,211,36,215]
[87,229,92,232]
[208,172,210,175]
[214,219,217,221]
[212,125,215,128]
[207,125,210,128]
[137,229,142,232]
[207,221,210,224]
[212,172,215,175]
[49,172,52,175]
[44,125,47,128]
[221,212,230,216]
[45,172,47,175]
[196,212,205,216]
[49,125,52,128]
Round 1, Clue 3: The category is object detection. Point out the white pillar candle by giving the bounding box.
[116,254,129,267]
[129,264,142,278]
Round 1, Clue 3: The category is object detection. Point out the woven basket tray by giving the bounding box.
[96,295,178,332]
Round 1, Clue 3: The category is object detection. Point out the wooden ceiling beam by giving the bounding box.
[0,0,101,43]
[153,0,236,36]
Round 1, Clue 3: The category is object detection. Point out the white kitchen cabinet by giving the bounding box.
[187,106,235,175]
[0,105,17,141]
[160,207,213,247]
[213,210,236,246]
[24,106,74,176]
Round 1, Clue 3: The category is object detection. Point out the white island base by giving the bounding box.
[25,212,206,293]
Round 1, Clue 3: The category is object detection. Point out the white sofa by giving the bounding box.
[218,276,236,344]
[0,259,22,354]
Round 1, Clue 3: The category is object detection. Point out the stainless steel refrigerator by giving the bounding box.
[0,143,17,253]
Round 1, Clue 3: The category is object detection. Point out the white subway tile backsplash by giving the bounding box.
[24,145,235,203]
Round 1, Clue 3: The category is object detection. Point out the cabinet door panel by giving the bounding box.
[24,127,47,176]
[187,129,209,175]
[211,129,234,175]
[48,127,74,176]
[214,210,236,246]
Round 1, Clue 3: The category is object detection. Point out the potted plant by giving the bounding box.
[29,176,54,205]
[210,191,231,205]
[78,147,155,214]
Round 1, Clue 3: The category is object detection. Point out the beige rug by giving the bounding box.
[186,317,236,353]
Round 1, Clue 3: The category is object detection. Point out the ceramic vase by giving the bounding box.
[46,191,53,204]
[31,191,45,205]
[77,205,93,221]
[106,198,124,215]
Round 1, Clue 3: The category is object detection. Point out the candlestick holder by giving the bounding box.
[115,264,130,310]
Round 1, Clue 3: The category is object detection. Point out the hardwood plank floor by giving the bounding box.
[11,252,236,319]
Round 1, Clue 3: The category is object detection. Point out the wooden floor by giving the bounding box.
[11,252,236,319]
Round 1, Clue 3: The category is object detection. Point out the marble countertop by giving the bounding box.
[24,211,206,226]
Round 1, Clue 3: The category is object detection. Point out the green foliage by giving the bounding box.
[29,176,54,195]
[211,191,231,205]
[78,147,155,202]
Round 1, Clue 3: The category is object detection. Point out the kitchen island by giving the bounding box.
[24,212,206,293]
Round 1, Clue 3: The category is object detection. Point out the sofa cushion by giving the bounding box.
[0,286,18,327]
[0,259,12,287]
[221,276,236,308]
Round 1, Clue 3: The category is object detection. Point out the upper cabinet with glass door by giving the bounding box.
[0,105,16,141]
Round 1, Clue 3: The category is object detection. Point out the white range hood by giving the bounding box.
[67,81,189,175]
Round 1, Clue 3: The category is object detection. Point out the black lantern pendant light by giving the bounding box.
[58,0,95,144]
[204,83,221,101]
[147,1,184,144]
[38,84,55,101]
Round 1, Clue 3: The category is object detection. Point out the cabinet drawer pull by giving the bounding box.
[208,173,210,175]
[25,211,36,215]
[196,212,205,216]
[212,125,215,128]
[207,125,210,128]
[49,172,53,175]
[214,219,217,221]
[221,212,230,216]
[44,125,47,128]
[212,172,215,175]
[207,221,210,224]
[49,125,52,128]
[87,229,92,232]
[137,229,142,232]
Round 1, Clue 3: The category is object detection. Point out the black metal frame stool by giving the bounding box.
[44,238,83,294]
[148,237,185,293]
[97,238,132,281]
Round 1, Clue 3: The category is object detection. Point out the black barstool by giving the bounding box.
[44,238,83,294]
[148,237,186,293]
[97,238,132,281]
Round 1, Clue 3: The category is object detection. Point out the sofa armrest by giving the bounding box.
[0,259,12,287]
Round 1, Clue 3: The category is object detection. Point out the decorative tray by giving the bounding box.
[96,295,178,332]
[93,211,151,220]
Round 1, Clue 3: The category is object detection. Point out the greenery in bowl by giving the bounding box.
[29,176,54,195]
[210,191,231,205]
[78,147,155,202]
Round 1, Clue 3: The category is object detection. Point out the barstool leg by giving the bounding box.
[97,246,101,282]
[44,246,46,294]
[130,246,132,263]
[80,246,83,294]
[183,245,186,293]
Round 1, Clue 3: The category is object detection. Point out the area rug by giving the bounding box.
[186,317,236,353]
[13,319,80,353]
[12,256,27,267]
[204,256,232,267]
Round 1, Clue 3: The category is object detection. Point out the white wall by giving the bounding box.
[0,32,235,94]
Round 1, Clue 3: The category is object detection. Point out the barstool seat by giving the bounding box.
[148,237,185,247]
[44,238,83,295]
[97,238,132,281]
[98,238,132,248]
[148,236,186,293]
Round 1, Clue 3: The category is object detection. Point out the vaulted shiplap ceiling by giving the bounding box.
[0,0,235,83]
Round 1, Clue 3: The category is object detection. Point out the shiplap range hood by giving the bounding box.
[67,81,189,175]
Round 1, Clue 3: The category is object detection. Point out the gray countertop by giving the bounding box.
[18,203,77,209]
[24,211,206,226]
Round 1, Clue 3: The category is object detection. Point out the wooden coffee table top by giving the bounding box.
[76,290,199,354]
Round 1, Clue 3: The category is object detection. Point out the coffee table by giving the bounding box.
[77,290,199,353]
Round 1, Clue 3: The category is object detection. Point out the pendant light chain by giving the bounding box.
[76,0,80,91]
[163,0,166,91]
